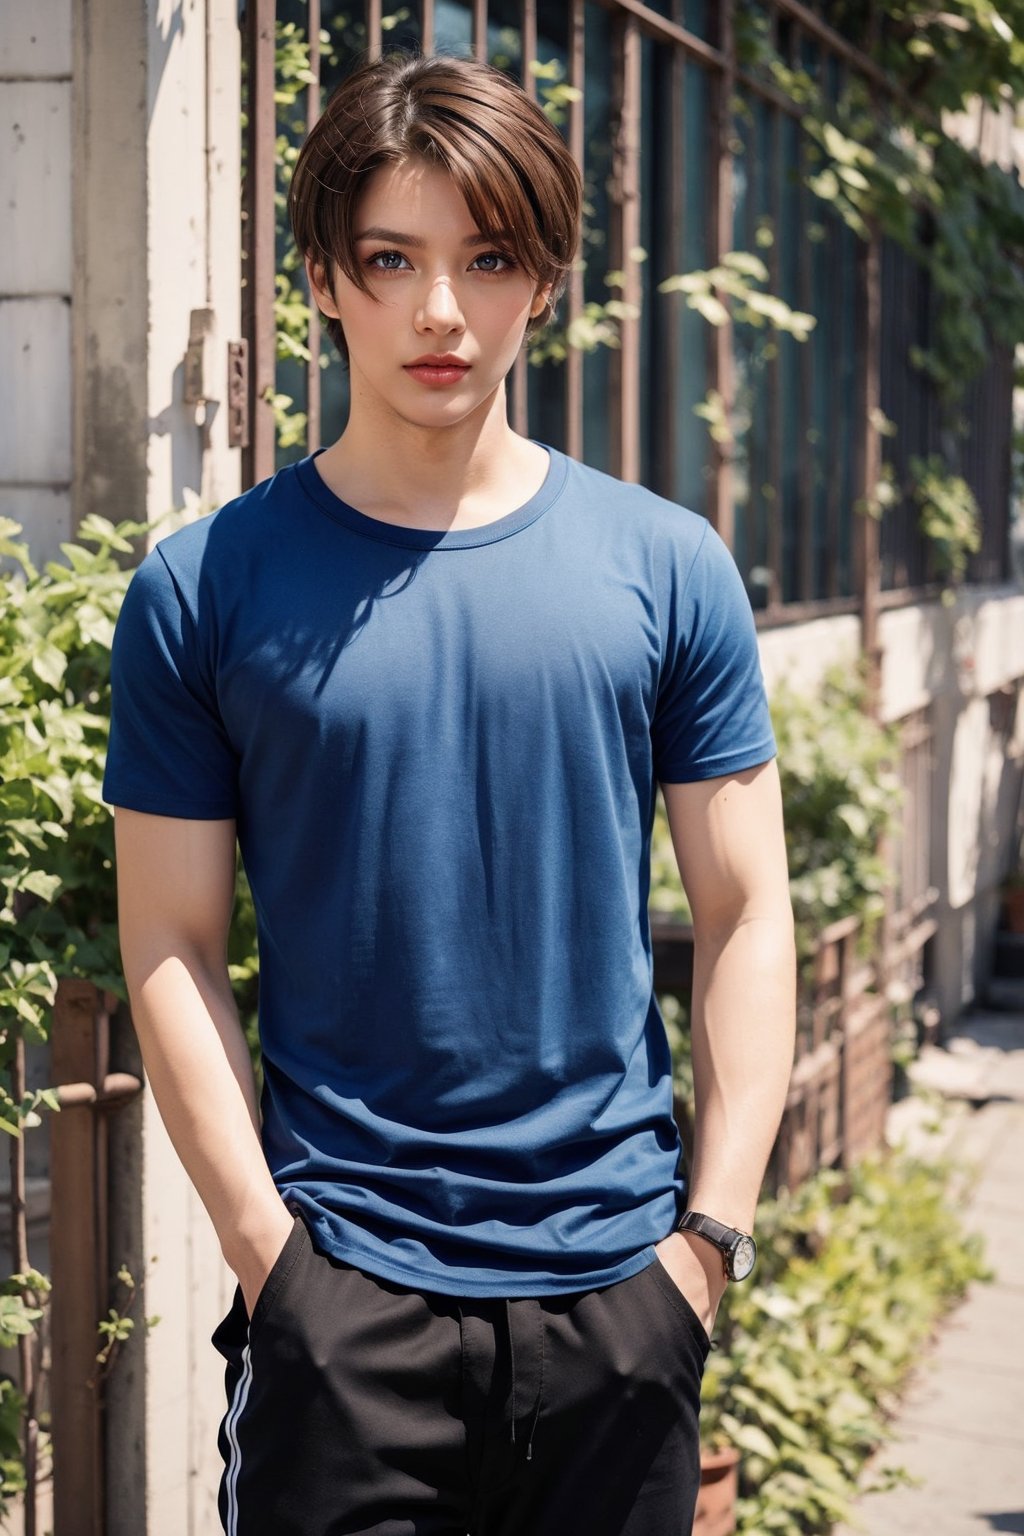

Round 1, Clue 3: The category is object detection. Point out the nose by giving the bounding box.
[416,276,465,335]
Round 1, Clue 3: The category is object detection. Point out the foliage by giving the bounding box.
[0,515,151,1132]
[699,1145,991,1534]
[0,1379,27,1503]
[658,250,816,341]
[909,453,983,584]
[0,515,257,1515]
[649,795,692,922]
[94,1264,161,1382]
[771,665,902,967]
[0,514,147,1517]
[649,664,903,968]
[738,0,1024,413]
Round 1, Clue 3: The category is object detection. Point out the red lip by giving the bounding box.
[405,354,470,368]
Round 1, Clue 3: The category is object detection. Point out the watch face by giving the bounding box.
[731,1235,756,1280]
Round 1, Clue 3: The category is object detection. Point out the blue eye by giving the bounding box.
[366,249,409,271]
[472,251,517,273]
[363,248,517,274]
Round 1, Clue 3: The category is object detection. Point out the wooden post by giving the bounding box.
[50,980,105,1536]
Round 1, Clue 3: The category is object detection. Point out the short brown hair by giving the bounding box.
[288,50,582,366]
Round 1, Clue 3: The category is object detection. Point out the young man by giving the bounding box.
[103,49,796,1536]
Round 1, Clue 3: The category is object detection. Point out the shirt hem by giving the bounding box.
[304,1221,661,1298]
[101,781,238,819]
[657,739,778,784]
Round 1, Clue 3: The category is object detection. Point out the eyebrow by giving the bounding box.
[354,226,513,248]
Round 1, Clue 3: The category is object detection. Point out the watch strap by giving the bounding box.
[675,1211,738,1249]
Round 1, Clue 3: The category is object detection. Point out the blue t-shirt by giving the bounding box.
[103,442,777,1297]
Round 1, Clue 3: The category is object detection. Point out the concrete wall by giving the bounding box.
[878,588,1024,1019]
[0,0,74,565]
[6,0,242,1531]
[755,589,1024,1028]
[83,8,244,1532]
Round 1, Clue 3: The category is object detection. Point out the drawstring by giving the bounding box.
[505,1299,517,1445]
[525,1304,545,1462]
[504,1298,545,1462]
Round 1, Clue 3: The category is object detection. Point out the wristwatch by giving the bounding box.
[675,1210,757,1281]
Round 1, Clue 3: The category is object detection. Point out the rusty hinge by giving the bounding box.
[228,339,250,449]
[184,307,216,404]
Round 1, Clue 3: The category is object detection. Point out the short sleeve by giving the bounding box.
[652,521,777,784]
[102,546,240,818]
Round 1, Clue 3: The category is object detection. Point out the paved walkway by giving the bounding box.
[833,1010,1024,1536]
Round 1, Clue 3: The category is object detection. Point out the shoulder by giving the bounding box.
[561,453,709,559]
[126,462,299,611]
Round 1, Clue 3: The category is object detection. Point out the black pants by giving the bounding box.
[212,1212,711,1536]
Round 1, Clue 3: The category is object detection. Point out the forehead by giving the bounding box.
[355,158,499,233]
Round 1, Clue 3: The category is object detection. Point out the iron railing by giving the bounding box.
[240,0,1013,629]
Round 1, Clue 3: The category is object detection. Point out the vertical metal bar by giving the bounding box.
[608,12,642,482]
[825,49,846,598]
[367,0,383,61]
[764,1,779,611]
[306,0,322,454]
[856,223,882,710]
[10,1038,37,1536]
[666,3,687,500]
[421,0,434,56]
[707,0,734,544]
[521,0,537,80]
[509,0,538,437]
[565,0,586,463]
[766,4,782,610]
[795,27,814,600]
[857,2,882,702]
[242,0,277,489]
[826,213,842,597]
[472,0,488,61]
[50,981,105,1536]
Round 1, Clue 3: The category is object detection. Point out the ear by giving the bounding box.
[306,254,341,319]
[529,281,554,320]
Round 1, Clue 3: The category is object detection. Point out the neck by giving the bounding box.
[314,374,547,529]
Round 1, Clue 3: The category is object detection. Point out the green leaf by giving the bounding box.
[30,645,67,691]
[730,1422,779,1461]
[18,871,62,903]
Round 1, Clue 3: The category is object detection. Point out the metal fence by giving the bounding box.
[239,0,1013,631]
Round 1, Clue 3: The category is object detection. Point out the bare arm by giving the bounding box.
[653,758,797,1328]
[113,807,293,1314]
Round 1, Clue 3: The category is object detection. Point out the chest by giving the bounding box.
[217,553,664,760]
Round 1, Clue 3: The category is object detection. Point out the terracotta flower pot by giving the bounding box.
[1002,884,1024,934]
[693,1444,741,1535]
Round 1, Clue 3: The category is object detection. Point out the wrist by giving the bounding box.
[668,1229,729,1291]
[221,1191,294,1276]
[675,1207,758,1281]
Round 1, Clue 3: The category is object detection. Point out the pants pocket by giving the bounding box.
[247,1212,309,1343]
[647,1251,713,1357]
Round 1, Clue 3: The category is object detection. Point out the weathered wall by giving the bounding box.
[0,0,74,565]
[878,587,1024,1019]
[4,0,242,1531]
[89,6,244,1532]
[756,588,1024,1028]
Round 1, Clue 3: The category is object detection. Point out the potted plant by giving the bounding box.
[695,1439,741,1534]
[1000,868,1024,934]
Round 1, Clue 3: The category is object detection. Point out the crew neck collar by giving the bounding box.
[294,441,568,550]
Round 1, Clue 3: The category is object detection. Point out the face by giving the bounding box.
[307,158,552,429]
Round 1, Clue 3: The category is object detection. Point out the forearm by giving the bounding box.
[127,947,289,1275]
[684,912,797,1233]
